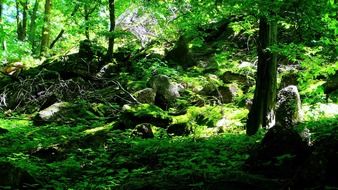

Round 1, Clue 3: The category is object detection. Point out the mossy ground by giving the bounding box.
[0,103,337,189]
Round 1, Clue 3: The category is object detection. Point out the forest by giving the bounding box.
[0,0,337,189]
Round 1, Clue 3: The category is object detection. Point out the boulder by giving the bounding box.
[132,123,154,138]
[30,145,65,163]
[147,74,184,110]
[33,102,69,125]
[96,62,118,78]
[33,101,107,126]
[0,161,40,188]
[220,71,254,92]
[117,104,172,129]
[200,82,241,104]
[134,88,156,104]
[167,123,191,136]
[275,85,302,127]
[245,124,309,178]
[219,85,241,103]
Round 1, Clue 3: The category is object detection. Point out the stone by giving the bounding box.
[0,161,40,188]
[132,123,154,138]
[167,123,191,136]
[33,102,69,125]
[245,124,309,178]
[220,71,254,92]
[117,104,172,129]
[200,82,241,104]
[96,62,118,78]
[275,85,303,127]
[134,88,156,104]
[30,146,64,163]
[147,74,184,109]
[219,84,241,103]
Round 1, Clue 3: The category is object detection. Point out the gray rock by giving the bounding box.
[132,123,154,138]
[148,74,184,109]
[117,104,172,129]
[96,62,117,78]
[220,71,254,92]
[276,85,302,127]
[167,123,191,136]
[134,88,156,104]
[33,102,69,125]
[219,84,241,103]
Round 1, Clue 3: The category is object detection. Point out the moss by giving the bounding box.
[118,104,172,129]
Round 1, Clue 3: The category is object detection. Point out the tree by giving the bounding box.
[29,0,39,52]
[0,0,6,51]
[246,8,277,135]
[40,0,52,56]
[106,0,115,61]
[81,1,99,40]
[15,0,28,41]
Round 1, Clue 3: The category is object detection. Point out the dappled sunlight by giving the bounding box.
[303,103,338,120]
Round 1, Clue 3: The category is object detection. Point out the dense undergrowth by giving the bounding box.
[0,104,337,189]
[0,1,337,189]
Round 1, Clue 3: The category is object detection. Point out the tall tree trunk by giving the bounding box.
[16,0,28,41]
[246,16,277,136]
[16,0,23,40]
[29,0,39,52]
[40,0,52,56]
[106,0,115,61]
[84,4,90,40]
[0,0,5,51]
[21,0,28,40]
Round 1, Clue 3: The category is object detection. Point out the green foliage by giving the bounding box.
[0,0,337,189]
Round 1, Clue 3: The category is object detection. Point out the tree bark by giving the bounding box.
[16,0,28,41]
[0,0,5,51]
[29,0,39,52]
[106,0,115,61]
[84,4,90,40]
[246,16,277,136]
[0,0,6,51]
[40,0,52,56]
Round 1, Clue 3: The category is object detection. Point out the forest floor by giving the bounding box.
[0,31,337,189]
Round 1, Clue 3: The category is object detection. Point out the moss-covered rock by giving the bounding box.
[167,123,191,136]
[33,101,112,126]
[134,88,156,104]
[131,123,154,138]
[276,85,303,127]
[220,71,254,92]
[117,104,172,129]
